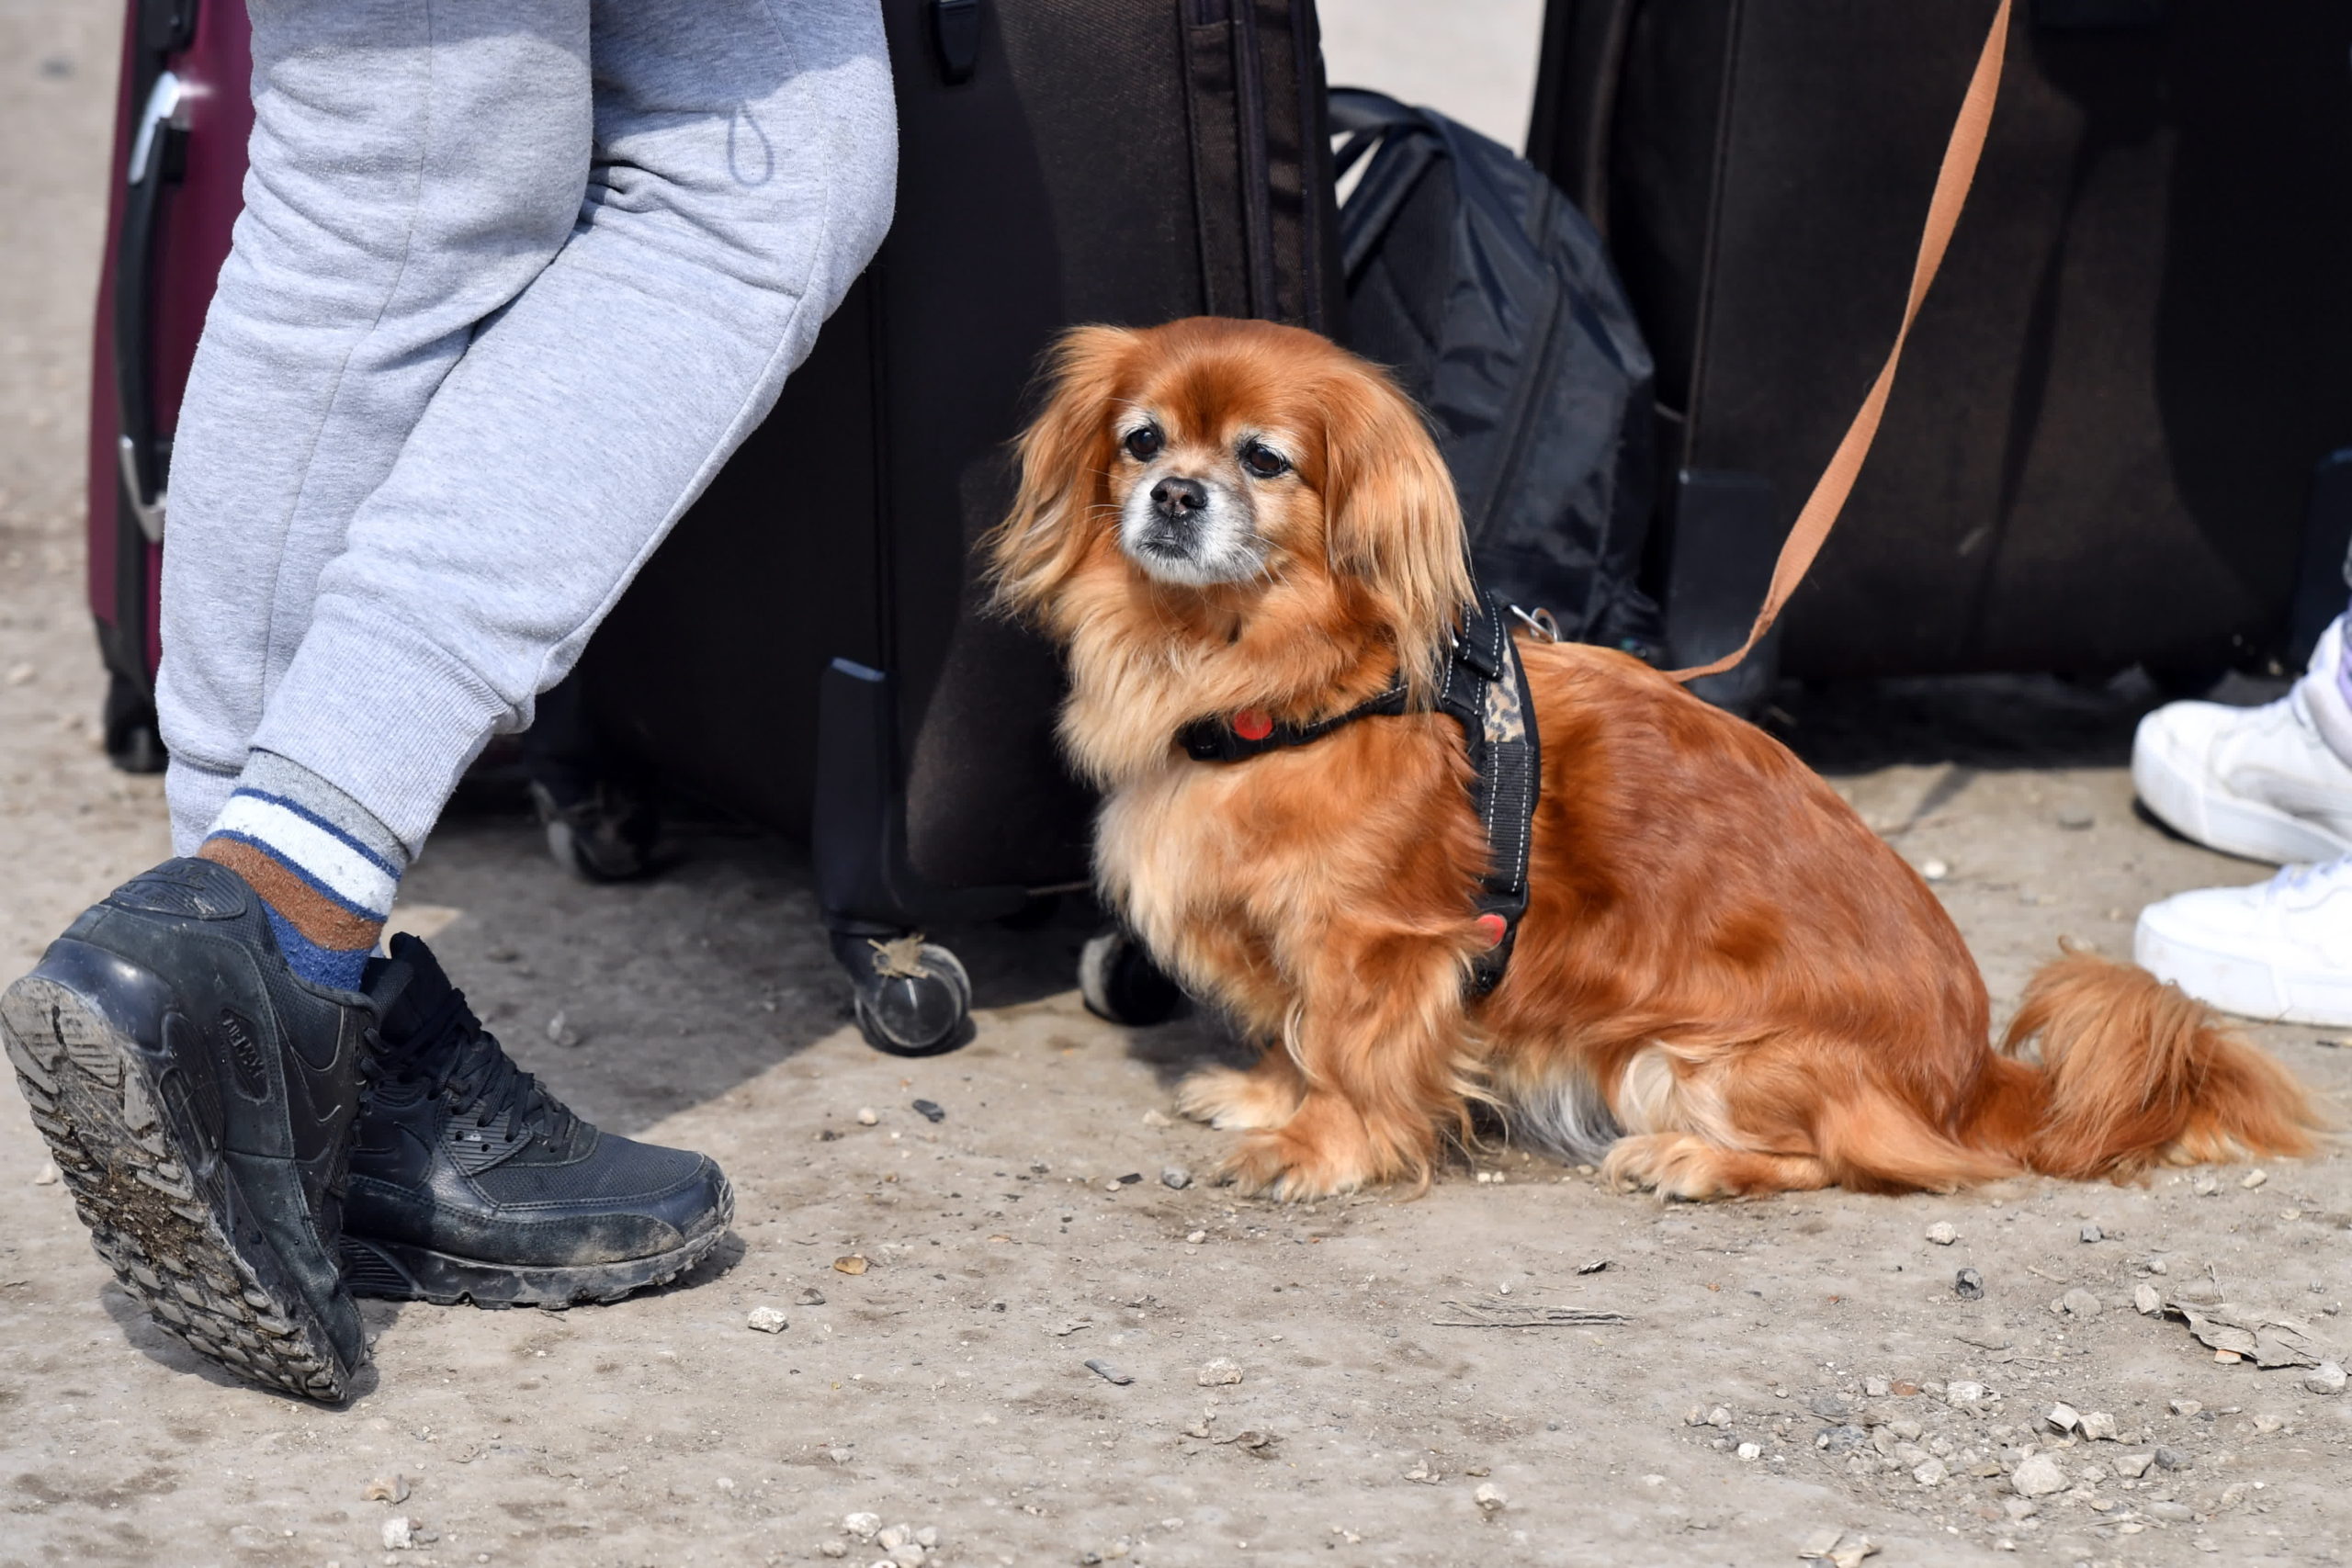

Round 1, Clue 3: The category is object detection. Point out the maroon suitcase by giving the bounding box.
[87,0,251,773]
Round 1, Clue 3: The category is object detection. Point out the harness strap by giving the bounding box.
[1175,589,1540,996]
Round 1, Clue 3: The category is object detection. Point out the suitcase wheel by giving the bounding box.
[103,671,166,775]
[1079,929,1185,1027]
[832,929,974,1057]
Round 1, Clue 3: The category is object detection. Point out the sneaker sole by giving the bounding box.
[2135,916,2352,1028]
[339,1188,734,1310]
[2133,740,2352,865]
[1,973,355,1401]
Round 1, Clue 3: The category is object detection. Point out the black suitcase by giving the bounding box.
[1528,0,2352,702]
[577,0,1341,1046]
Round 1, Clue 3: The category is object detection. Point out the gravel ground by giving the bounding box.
[3,9,2348,1568]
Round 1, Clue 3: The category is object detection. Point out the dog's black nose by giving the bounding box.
[1149,476,1209,520]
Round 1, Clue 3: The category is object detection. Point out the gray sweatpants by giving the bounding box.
[156,0,896,856]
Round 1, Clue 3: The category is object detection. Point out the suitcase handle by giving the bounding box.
[113,68,187,545]
[1668,0,2012,683]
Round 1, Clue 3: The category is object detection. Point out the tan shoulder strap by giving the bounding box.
[1668,0,2012,683]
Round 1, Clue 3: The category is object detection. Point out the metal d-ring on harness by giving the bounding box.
[1172,588,1542,995]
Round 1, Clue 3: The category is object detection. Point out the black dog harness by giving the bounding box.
[1174,590,1541,995]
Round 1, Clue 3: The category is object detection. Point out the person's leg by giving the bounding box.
[242,0,896,863]
[158,2,594,852]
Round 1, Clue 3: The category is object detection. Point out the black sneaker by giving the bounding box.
[0,858,369,1401]
[342,934,733,1307]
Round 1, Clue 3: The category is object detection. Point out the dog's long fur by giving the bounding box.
[987,316,2321,1199]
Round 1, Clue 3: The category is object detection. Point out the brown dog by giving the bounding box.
[986,315,2318,1199]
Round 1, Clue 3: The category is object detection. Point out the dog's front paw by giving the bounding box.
[1175,1065,1299,1131]
[1216,1126,1373,1200]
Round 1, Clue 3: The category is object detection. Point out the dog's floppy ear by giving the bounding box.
[1320,363,1474,699]
[986,324,1136,616]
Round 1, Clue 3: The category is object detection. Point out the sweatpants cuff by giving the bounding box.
[245,606,507,857]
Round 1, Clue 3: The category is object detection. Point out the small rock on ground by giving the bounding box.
[2011,1452,2068,1497]
[1925,1222,1958,1246]
[745,1306,787,1334]
[1197,1358,1243,1386]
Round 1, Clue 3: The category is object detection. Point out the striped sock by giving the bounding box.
[195,751,408,991]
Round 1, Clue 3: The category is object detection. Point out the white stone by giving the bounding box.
[2305,1361,2347,1394]
[1736,1442,1762,1461]
[2134,1283,2163,1315]
[381,1517,414,1551]
[1473,1482,1507,1512]
[2243,1168,2268,1189]
[843,1513,883,1541]
[1946,1381,1987,1407]
[1197,1358,1243,1386]
[820,1546,847,1561]
[2045,1403,2081,1434]
[855,1107,879,1126]
[1706,1406,1734,1427]
[1913,1458,1949,1486]
[2112,1452,2154,1479]
[2011,1453,2069,1497]
[746,1306,787,1334]
[1926,1222,1959,1246]
[2080,1411,2119,1442]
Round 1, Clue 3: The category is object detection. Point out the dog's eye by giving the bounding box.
[1123,426,1162,461]
[1239,441,1289,479]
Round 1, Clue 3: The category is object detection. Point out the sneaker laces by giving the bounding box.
[2269,853,2352,898]
[369,982,577,1147]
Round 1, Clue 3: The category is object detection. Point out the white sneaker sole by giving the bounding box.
[2134,914,2352,1028]
[2132,731,2352,866]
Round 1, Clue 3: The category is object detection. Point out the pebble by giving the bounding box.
[2079,1411,2119,1441]
[910,1099,945,1123]
[2192,1173,2220,1196]
[1954,1267,1984,1301]
[2046,1403,2081,1434]
[1946,1381,1987,1407]
[2146,1501,2195,1523]
[381,1517,415,1551]
[844,1513,883,1541]
[2243,1168,2268,1189]
[797,1287,827,1306]
[2166,1398,2202,1416]
[1473,1482,1507,1514]
[820,1545,847,1560]
[1921,858,1951,881]
[30,1161,57,1186]
[1864,1376,1891,1397]
[2154,1445,2192,1471]
[2056,806,2096,830]
[834,1255,870,1275]
[1084,1359,1133,1386]
[2011,1453,2068,1497]
[2112,1451,2153,1478]
[1736,1441,1762,1461]
[361,1475,411,1504]
[1160,1166,1193,1190]
[746,1306,787,1334]
[1912,1457,1948,1486]
[855,1108,879,1126]
[2304,1361,2347,1394]
[1141,1108,1173,1126]
[2060,1288,2102,1318]
[1184,1229,1206,1245]
[1925,1222,1958,1246]
[545,1011,580,1048]
[1705,1406,1734,1427]
[2134,1282,2163,1315]
[1197,1358,1243,1386]
[2079,1222,2103,1243]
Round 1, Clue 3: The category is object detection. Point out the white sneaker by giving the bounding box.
[2136,855,2352,1026]
[2132,617,2352,863]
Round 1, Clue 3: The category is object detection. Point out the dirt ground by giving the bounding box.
[5,10,2351,1568]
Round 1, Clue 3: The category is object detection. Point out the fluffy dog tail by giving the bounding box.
[1966,953,2321,1179]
